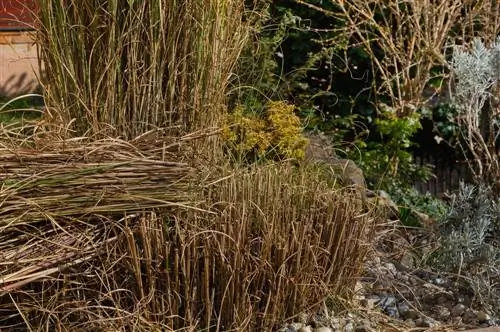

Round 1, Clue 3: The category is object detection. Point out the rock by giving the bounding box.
[384,306,399,318]
[378,295,396,309]
[343,321,354,332]
[298,326,313,332]
[404,319,416,327]
[314,328,333,332]
[415,317,436,328]
[476,310,491,322]
[435,305,451,320]
[354,320,372,332]
[398,303,419,320]
[369,190,399,219]
[433,277,446,286]
[451,303,466,316]
[457,295,472,306]
[462,309,477,323]
[303,131,367,201]
[384,262,397,276]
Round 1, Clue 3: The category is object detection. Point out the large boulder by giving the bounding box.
[303,131,367,198]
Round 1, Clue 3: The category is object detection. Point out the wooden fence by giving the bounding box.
[413,153,472,196]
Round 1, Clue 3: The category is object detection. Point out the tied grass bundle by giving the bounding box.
[0,137,200,228]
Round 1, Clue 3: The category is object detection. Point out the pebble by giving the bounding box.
[384,262,397,276]
[435,305,451,319]
[298,326,313,332]
[433,277,446,285]
[378,295,396,309]
[451,303,466,316]
[314,327,333,332]
[476,311,491,322]
[344,321,355,332]
[415,317,436,328]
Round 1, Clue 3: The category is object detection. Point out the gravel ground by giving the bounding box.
[277,226,499,332]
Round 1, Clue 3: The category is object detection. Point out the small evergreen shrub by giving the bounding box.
[389,186,449,228]
[432,182,500,314]
[448,37,500,192]
[222,101,309,162]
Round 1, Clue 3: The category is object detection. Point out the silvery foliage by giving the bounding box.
[450,36,500,129]
[435,182,500,312]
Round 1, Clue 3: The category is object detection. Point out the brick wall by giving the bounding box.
[0,0,38,30]
[0,31,39,97]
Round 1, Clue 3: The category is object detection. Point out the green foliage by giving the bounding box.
[222,101,309,162]
[431,182,500,314]
[420,103,460,145]
[234,1,435,192]
[343,104,432,190]
[389,186,450,227]
[0,95,43,125]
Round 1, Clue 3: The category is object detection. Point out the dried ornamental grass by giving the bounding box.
[0,139,199,227]
[0,125,375,330]
[156,163,375,330]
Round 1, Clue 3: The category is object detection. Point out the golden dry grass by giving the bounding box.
[0,140,375,330]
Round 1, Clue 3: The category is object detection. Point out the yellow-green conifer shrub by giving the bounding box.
[222,101,308,161]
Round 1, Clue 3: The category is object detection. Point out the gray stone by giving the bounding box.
[303,131,367,201]
[343,322,354,332]
[298,326,313,332]
[314,328,333,332]
[451,303,466,316]
[435,305,451,319]
[378,295,396,309]
[400,306,419,320]
[415,317,436,328]
[476,310,491,322]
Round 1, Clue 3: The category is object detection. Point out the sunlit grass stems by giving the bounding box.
[36,0,248,147]
[0,158,375,330]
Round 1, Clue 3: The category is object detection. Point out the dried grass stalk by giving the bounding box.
[1,151,374,330]
[118,163,374,330]
[36,0,249,153]
[0,138,199,228]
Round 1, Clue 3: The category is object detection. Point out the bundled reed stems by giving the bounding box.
[0,157,374,330]
[166,163,374,330]
[0,137,200,227]
[0,1,377,329]
[36,0,248,150]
